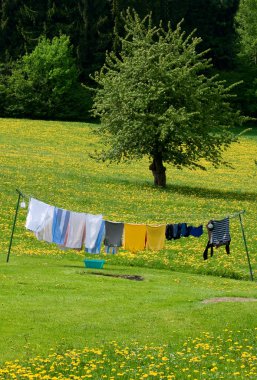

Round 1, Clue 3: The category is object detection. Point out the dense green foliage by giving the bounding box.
[232,0,257,117]
[0,0,244,120]
[92,11,247,186]
[236,0,257,64]
[5,35,91,120]
[0,0,240,74]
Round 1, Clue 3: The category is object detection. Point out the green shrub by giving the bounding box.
[6,35,92,120]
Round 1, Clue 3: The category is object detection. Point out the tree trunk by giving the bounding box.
[149,155,166,187]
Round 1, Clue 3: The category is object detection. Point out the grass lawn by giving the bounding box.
[0,118,257,378]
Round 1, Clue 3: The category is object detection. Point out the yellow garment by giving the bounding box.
[146,224,166,251]
[123,223,146,252]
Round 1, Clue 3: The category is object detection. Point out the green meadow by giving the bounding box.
[0,118,257,379]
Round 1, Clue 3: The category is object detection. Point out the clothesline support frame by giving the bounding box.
[238,212,254,281]
[6,189,24,263]
[5,193,254,281]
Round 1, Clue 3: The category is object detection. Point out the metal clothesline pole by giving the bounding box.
[6,189,23,263]
[238,213,254,281]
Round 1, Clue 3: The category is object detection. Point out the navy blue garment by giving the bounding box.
[173,223,182,239]
[189,225,203,238]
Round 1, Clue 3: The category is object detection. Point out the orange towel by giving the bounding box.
[146,224,166,251]
[124,223,146,252]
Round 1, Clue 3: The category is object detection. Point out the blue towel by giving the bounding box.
[52,207,71,245]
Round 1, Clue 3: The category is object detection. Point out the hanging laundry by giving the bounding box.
[64,211,87,249]
[52,207,71,245]
[165,224,174,240]
[105,246,118,254]
[166,222,203,240]
[180,223,190,237]
[166,223,182,240]
[85,214,103,250]
[189,225,203,238]
[173,223,182,239]
[104,221,124,253]
[123,223,146,252]
[35,205,55,243]
[25,198,52,232]
[86,220,105,254]
[203,217,231,260]
[146,224,166,251]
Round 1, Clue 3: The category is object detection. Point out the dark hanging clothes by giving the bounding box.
[104,221,124,248]
[165,224,174,240]
[173,223,182,239]
[203,218,231,260]
[189,225,203,238]
[181,223,190,237]
[166,223,203,240]
[166,223,182,240]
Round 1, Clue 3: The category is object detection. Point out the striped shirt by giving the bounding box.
[210,217,231,246]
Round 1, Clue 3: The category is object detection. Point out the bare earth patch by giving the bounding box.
[202,297,257,304]
[87,272,144,281]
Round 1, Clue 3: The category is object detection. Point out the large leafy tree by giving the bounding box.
[91,10,247,187]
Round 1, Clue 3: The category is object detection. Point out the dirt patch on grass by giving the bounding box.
[202,297,257,304]
[88,272,144,281]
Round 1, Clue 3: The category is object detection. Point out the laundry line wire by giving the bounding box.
[16,189,246,226]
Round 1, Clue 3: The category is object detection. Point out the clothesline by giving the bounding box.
[16,189,245,226]
[6,189,254,281]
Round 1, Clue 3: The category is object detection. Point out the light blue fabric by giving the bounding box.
[52,207,71,245]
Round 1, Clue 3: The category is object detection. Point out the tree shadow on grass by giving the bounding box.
[123,180,257,203]
[88,173,257,202]
[162,183,257,202]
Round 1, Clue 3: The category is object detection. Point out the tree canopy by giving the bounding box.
[91,10,247,187]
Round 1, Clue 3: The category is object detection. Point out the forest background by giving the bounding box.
[0,0,257,122]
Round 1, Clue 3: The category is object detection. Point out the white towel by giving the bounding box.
[65,211,87,249]
[25,198,52,232]
[85,214,103,250]
[35,205,54,243]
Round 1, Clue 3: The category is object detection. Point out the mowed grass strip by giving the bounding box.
[0,254,257,367]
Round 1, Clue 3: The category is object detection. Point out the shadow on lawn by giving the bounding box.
[84,169,257,202]
[164,183,256,202]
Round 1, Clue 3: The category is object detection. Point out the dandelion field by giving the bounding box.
[0,118,257,378]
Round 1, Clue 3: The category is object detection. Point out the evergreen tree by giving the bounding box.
[0,0,24,61]
[236,0,257,64]
[233,0,257,117]
[167,0,240,69]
